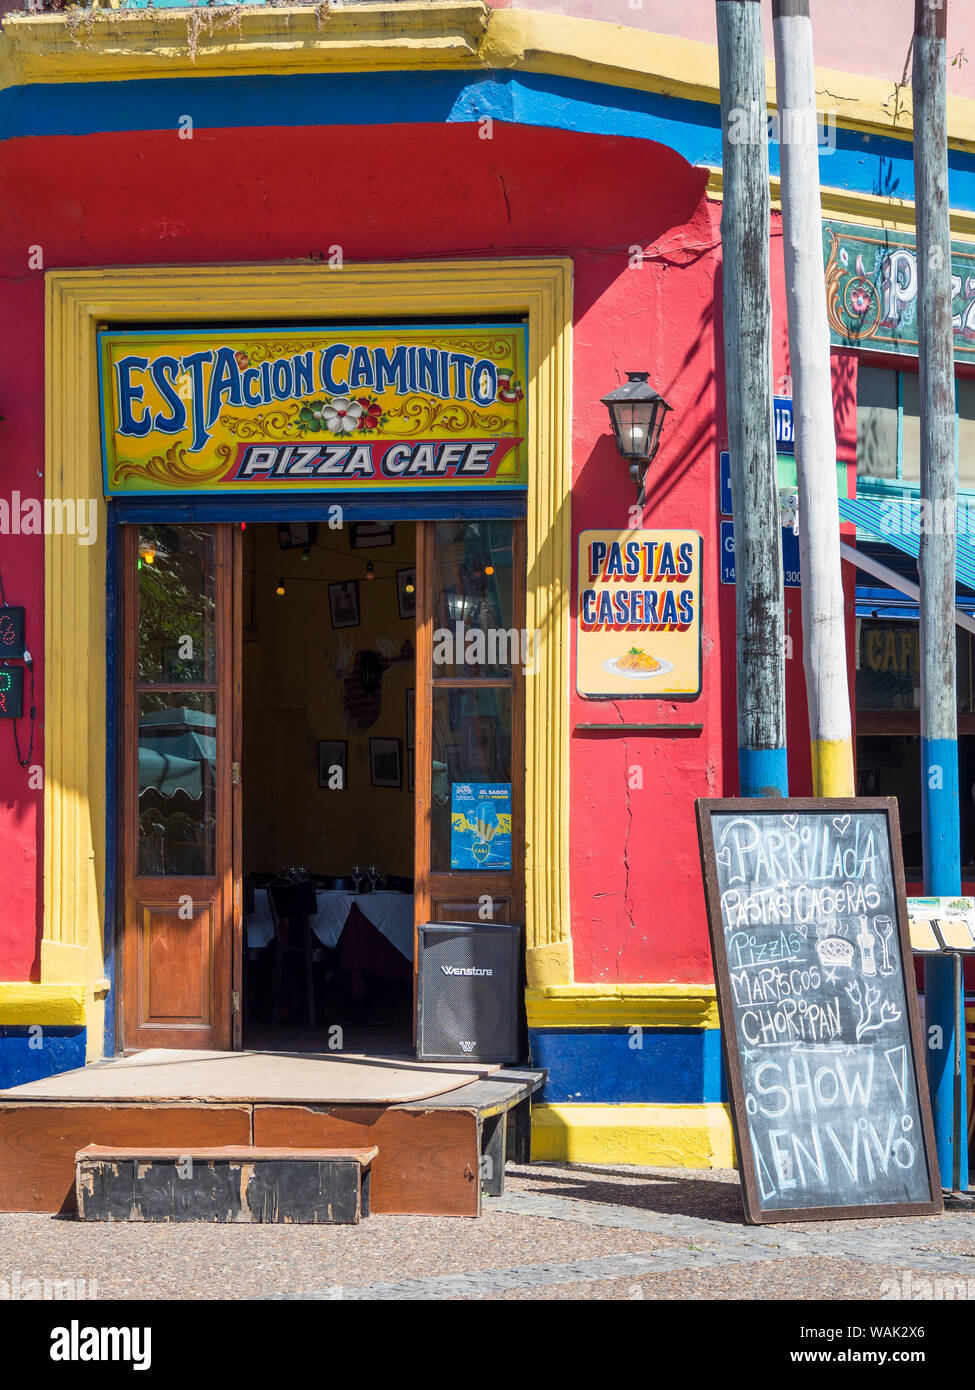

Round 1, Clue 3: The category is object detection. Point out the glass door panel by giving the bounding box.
[120,524,239,1051]
[415,520,525,958]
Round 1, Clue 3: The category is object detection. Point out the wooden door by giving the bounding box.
[414,519,526,942]
[119,523,241,1051]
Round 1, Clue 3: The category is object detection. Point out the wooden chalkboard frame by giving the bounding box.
[696,796,943,1225]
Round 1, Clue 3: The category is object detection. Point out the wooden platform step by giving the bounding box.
[0,1069,546,1217]
[75,1145,378,1224]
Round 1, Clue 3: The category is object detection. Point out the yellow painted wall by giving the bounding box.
[242,522,416,878]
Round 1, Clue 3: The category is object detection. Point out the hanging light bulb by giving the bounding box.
[365,561,375,581]
[139,539,157,566]
[275,578,286,597]
[484,564,495,576]
[405,579,415,595]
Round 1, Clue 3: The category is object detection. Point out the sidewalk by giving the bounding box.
[1,1163,973,1300]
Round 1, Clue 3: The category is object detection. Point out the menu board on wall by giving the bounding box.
[696,797,942,1225]
[98,325,528,495]
[576,530,702,698]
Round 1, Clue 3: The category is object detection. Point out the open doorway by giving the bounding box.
[240,520,417,1054]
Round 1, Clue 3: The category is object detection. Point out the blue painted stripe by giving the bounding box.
[3,70,974,211]
[529,1028,728,1105]
[0,1027,86,1090]
[110,491,527,523]
[738,745,789,798]
[103,515,119,1060]
[921,735,962,888]
[920,733,964,1185]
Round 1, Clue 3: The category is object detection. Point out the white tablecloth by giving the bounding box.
[351,891,415,960]
[246,888,415,960]
[307,891,355,950]
[245,888,275,949]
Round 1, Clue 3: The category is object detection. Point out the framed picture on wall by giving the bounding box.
[406,688,415,750]
[397,567,416,620]
[350,522,395,549]
[318,740,348,790]
[328,581,360,629]
[408,747,415,793]
[370,737,402,789]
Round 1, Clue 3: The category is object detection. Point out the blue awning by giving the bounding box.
[838,497,975,595]
[138,747,203,799]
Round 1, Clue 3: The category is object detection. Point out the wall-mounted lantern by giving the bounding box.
[600,372,672,502]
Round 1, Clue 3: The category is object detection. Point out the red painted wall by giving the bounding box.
[0,120,846,987]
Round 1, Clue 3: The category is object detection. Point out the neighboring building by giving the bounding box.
[0,0,973,1174]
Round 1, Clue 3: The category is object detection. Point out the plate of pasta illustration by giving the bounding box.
[601,648,674,680]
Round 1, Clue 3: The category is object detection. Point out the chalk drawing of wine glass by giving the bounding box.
[874,916,895,975]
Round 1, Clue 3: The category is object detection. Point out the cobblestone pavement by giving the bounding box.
[1,1163,974,1300]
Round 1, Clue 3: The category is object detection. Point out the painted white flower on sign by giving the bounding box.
[320,397,363,433]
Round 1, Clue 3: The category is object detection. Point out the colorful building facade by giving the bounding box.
[1,0,974,1167]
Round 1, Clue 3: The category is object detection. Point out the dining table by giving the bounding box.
[246,886,415,961]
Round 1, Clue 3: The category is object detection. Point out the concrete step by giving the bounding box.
[75,1144,378,1224]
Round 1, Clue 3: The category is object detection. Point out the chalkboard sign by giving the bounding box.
[697,797,942,1224]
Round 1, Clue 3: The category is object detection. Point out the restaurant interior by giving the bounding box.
[240,519,418,1053]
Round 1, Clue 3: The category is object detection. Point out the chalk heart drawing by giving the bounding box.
[716,847,732,868]
[832,815,851,835]
[783,814,799,829]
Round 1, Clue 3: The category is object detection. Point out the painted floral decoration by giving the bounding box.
[297,395,390,435]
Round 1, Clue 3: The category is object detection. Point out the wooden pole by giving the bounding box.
[914,0,964,1190]
[716,0,788,796]
[771,0,854,798]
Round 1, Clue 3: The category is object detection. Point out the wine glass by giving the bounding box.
[874,916,895,975]
[351,864,363,894]
[367,864,378,893]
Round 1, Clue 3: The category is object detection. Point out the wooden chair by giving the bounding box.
[268,882,320,1028]
[243,877,275,1024]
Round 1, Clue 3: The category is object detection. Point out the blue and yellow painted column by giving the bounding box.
[527,985,733,1166]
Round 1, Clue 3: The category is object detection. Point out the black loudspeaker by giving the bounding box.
[416,923,522,1063]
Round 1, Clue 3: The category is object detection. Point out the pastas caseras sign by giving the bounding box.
[98,325,528,495]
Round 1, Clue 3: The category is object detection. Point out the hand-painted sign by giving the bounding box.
[576,530,702,698]
[697,797,942,1224]
[450,783,512,870]
[98,325,528,495]
[824,220,975,364]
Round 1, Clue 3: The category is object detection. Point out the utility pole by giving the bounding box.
[716,0,788,797]
[914,0,964,1190]
[772,0,854,799]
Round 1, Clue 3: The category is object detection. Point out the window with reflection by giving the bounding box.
[432,520,516,679]
[856,618,975,873]
[137,692,217,877]
[135,525,219,878]
[137,525,216,684]
[430,687,512,871]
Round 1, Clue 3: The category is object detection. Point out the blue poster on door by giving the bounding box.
[450,783,513,870]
